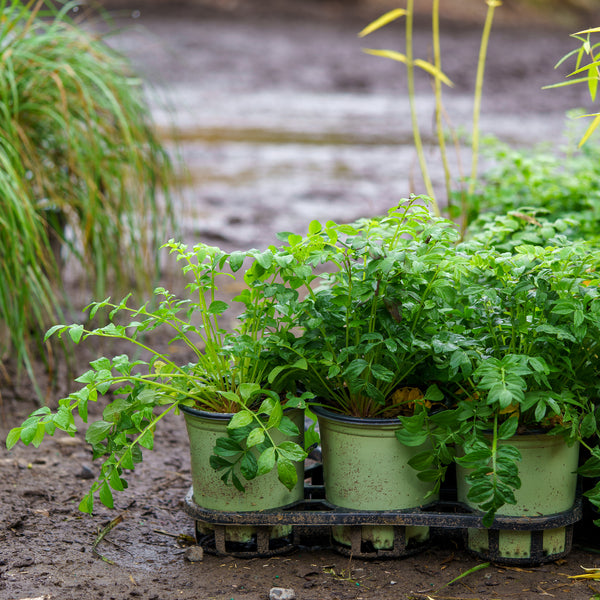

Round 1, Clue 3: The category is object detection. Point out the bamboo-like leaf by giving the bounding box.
[362,50,453,86]
[362,48,408,65]
[578,112,600,147]
[574,27,600,35]
[358,9,407,38]
[542,76,591,90]
[414,58,454,86]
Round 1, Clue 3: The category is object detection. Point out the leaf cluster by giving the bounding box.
[6,239,313,511]
[434,240,600,524]
[280,198,461,418]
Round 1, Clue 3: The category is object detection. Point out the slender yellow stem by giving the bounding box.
[469,0,501,195]
[432,0,452,214]
[405,0,440,216]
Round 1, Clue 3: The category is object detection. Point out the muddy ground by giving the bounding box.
[3,2,600,599]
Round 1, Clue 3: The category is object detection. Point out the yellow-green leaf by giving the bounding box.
[574,27,600,35]
[414,59,454,86]
[362,48,407,65]
[578,112,600,147]
[358,9,407,38]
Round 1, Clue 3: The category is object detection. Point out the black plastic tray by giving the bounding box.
[182,466,582,564]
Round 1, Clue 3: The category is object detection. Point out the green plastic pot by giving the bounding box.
[182,405,305,543]
[456,433,580,562]
[314,405,437,551]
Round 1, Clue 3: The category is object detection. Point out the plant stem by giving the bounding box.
[405,0,440,216]
[432,0,452,213]
[469,0,500,196]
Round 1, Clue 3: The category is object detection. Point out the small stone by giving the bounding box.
[56,435,84,446]
[77,465,95,480]
[269,587,296,600]
[184,545,204,562]
[13,556,35,568]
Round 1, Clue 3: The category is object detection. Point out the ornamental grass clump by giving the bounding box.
[0,0,174,389]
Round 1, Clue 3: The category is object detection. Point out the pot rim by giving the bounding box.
[312,404,400,426]
[180,404,234,420]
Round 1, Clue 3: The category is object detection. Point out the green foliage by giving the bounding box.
[280,197,461,418]
[0,0,174,388]
[7,240,311,512]
[437,240,600,525]
[461,139,600,241]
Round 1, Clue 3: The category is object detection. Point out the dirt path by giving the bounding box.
[3,4,600,600]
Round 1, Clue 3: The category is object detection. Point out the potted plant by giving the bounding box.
[270,199,462,553]
[6,240,310,550]
[436,238,600,562]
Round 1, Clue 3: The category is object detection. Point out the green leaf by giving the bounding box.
[44,324,65,341]
[79,493,94,514]
[255,250,273,269]
[246,428,265,448]
[276,441,307,462]
[257,447,276,476]
[109,468,125,491]
[239,383,260,403]
[20,425,39,446]
[258,396,277,416]
[214,437,243,457]
[69,324,85,344]
[395,427,428,447]
[208,300,228,315]
[308,220,322,234]
[229,252,245,272]
[218,390,240,405]
[277,458,298,491]
[424,384,444,402]
[85,421,113,445]
[240,451,258,480]
[407,450,435,471]
[277,416,300,437]
[6,427,22,449]
[99,482,114,509]
[498,416,519,440]
[121,449,135,470]
[228,411,253,430]
[267,402,283,429]
[31,423,46,448]
[138,429,154,450]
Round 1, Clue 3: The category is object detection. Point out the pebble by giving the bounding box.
[184,545,204,562]
[56,435,84,446]
[269,587,296,600]
[76,465,95,480]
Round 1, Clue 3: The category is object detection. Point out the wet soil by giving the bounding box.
[3,393,600,600]
[3,2,600,599]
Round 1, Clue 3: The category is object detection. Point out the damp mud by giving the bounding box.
[2,2,600,599]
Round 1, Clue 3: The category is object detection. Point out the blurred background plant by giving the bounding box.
[0,0,175,399]
[460,138,600,247]
[544,26,600,148]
